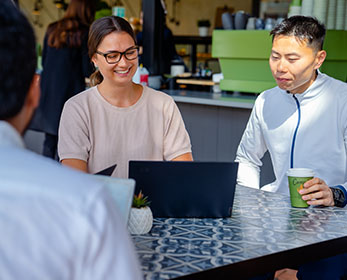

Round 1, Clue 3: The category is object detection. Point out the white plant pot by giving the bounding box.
[128,206,153,235]
[198,26,209,36]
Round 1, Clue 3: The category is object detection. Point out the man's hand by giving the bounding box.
[299,177,334,206]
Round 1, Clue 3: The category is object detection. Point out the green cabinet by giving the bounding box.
[320,30,347,82]
[212,30,347,93]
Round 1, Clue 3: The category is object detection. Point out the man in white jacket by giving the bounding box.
[236,16,347,208]
[236,16,347,280]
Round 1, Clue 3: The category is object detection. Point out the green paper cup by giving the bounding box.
[286,168,314,208]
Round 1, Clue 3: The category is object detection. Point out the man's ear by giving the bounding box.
[7,74,41,135]
[314,50,327,70]
[26,74,40,109]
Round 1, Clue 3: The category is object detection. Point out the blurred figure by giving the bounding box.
[136,10,184,74]
[0,1,143,279]
[58,16,192,177]
[30,0,96,159]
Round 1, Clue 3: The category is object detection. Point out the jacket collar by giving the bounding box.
[0,121,25,149]
[279,71,327,102]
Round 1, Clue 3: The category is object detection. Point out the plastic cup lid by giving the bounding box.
[286,168,315,177]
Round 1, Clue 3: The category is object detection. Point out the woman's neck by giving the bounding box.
[97,81,142,108]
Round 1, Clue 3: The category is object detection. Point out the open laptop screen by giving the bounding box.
[129,161,238,218]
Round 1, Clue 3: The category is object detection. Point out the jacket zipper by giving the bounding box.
[290,95,301,168]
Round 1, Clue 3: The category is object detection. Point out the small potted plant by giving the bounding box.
[197,19,211,36]
[128,191,153,235]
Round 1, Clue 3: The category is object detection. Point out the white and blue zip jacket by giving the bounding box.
[236,72,347,203]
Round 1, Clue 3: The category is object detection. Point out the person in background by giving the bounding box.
[235,16,347,279]
[136,10,181,74]
[30,0,96,159]
[0,1,142,279]
[58,16,192,177]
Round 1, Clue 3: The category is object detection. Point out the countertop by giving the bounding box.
[164,89,256,109]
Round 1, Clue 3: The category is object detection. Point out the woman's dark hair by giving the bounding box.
[0,0,36,120]
[88,16,137,86]
[270,16,326,51]
[47,0,96,48]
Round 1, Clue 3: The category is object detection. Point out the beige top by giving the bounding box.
[58,86,192,178]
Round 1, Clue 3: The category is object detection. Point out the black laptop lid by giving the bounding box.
[128,161,238,218]
[94,164,117,176]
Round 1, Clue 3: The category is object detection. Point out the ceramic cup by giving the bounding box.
[234,11,250,30]
[264,18,275,30]
[170,65,184,77]
[246,17,256,30]
[222,12,234,29]
[255,18,265,30]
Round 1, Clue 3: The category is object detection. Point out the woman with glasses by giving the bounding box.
[30,0,96,160]
[58,16,192,178]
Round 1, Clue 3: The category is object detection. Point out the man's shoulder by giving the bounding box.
[0,147,104,204]
[254,86,282,105]
[320,74,347,102]
[320,73,347,89]
[260,86,281,96]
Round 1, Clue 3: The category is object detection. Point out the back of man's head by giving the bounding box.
[0,0,36,120]
[270,16,326,52]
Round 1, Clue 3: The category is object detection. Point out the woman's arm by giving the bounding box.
[61,158,88,173]
[172,152,193,161]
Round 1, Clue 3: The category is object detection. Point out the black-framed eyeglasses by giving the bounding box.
[96,46,139,64]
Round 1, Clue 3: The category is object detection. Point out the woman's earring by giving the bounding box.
[94,64,98,70]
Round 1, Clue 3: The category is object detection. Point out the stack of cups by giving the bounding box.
[288,5,302,17]
[326,0,337,29]
[336,0,346,30]
[301,0,314,16]
[287,0,302,17]
[313,0,328,25]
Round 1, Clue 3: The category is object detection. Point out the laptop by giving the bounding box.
[94,164,117,176]
[91,175,135,224]
[128,161,238,218]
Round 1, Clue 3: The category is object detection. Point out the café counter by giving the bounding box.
[164,89,275,185]
[164,89,256,109]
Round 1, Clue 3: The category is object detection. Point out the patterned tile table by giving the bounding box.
[132,185,347,279]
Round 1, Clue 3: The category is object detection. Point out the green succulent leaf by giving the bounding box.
[132,190,151,208]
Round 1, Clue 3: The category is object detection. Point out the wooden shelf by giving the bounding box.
[173,35,212,45]
[173,35,212,73]
[176,79,215,86]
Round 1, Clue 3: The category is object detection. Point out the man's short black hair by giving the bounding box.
[0,0,37,120]
[270,16,326,51]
